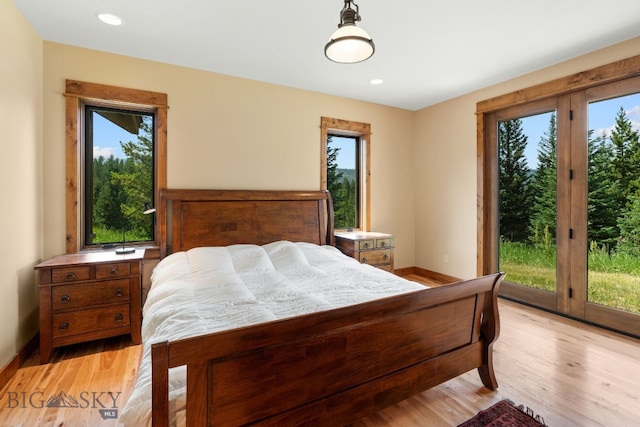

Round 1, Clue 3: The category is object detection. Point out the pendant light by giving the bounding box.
[325,0,375,64]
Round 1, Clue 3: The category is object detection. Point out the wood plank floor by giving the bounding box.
[1,277,639,426]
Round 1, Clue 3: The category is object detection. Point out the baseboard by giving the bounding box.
[0,332,39,391]
[394,266,417,276]
[395,266,461,284]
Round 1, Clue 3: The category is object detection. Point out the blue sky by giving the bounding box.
[329,136,357,169]
[92,113,137,159]
[521,93,640,168]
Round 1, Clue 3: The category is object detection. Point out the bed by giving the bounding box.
[120,189,504,427]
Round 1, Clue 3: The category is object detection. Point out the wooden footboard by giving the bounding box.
[151,272,504,427]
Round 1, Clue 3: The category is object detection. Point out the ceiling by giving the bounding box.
[13,0,640,111]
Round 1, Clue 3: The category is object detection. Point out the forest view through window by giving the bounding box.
[327,135,360,229]
[498,111,558,294]
[498,93,640,314]
[84,106,155,247]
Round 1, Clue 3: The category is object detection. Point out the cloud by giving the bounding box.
[93,146,114,158]
[626,105,640,132]
[594,105,640,138]
[593,125,614,139]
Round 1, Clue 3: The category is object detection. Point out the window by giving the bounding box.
[320,117,370,230]
[65,80,167,253]
[84,106,155,247]
[477,55,640,337]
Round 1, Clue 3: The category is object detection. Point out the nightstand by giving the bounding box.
[34,250,144,364]
[334,231,395,272]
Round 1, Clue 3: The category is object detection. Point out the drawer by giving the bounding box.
[52,279,130,311]
[357,238,392,250]
[96,262,130,279]
[375,238,393,249]
[357,239,376,250]
[357,249,392,266]
[52,304,130,339]
[52,266,91,283]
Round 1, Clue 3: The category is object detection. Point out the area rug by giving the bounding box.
[457,399,548,427]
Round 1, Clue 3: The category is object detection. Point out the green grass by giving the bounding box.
[500,240,640,313]
[90,227,151,246]
[587,270,640,312]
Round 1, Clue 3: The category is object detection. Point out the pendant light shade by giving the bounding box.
[325,0,375,64]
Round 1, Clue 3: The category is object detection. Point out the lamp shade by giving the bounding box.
[325,25,374,63]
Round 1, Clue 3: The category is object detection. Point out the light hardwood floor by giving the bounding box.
[1,282,639,426]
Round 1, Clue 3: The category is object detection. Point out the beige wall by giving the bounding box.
[414,36,640,280]
[42,43,417,267]
[0,0,43,368]
[5,1,640,370]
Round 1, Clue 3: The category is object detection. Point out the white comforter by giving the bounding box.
[119,241,424,426]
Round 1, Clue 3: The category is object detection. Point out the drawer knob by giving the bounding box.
[363,242,370,248]
[65,272,76,281]
[115,313,124,323]
[115,288,124,297]
[362,257,368,264]
[109,267,118,276]
[383,254,389,261]
[380,241,386,247]
[58,322,69,332]
[59,294,71,304]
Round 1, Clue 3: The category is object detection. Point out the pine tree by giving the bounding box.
[326,137,343,204]
[610,107,640,209]
[111,117,154,238]
[93,155,128,232]
[617,193,640,256]
[587,130,620,249]
[529,113,557,246]
[334,177,357,228]
[326,138,348,228]
[498,118,532,242]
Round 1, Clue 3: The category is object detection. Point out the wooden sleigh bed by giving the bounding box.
[146,188,504,427]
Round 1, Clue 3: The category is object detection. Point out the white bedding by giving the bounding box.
[119,240,424,426]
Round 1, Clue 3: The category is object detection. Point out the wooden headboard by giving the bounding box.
[158,189,334,257]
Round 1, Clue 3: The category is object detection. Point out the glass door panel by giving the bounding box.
[487,71,640,336]
[587,93,640,315]
[498,111,558,306]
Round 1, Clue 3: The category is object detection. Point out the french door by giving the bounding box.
[485,76,640,337]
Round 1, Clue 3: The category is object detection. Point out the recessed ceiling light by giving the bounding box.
[370,79,384,85]
[97,13,123,26]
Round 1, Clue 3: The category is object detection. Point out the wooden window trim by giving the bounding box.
[476,54,640,114]
[476,54,640,276]
[320,116,371,231]
[64,80,168,253]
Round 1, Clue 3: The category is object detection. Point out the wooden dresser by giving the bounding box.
[35,250,143,364]
[334,231,394,272]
